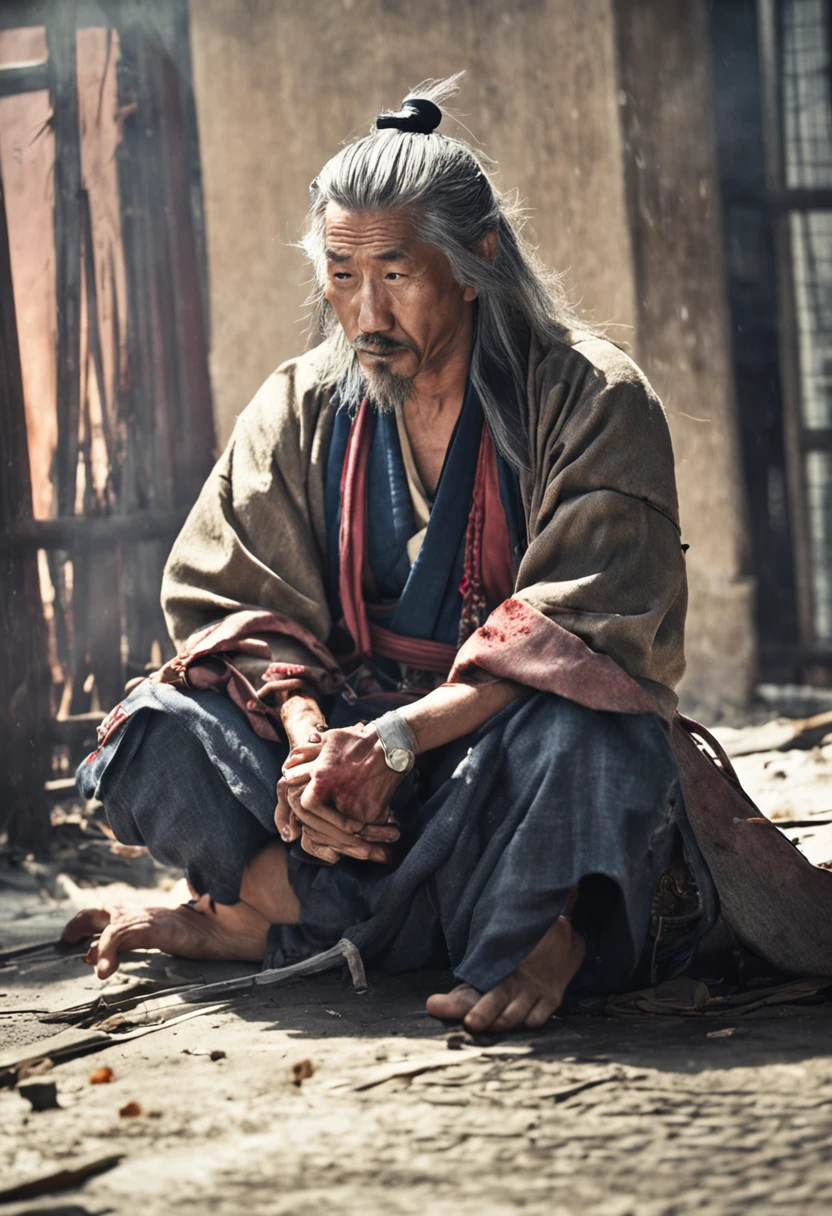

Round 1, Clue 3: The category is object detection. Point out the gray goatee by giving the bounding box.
[364,361,413,414]
[353,334,414,415]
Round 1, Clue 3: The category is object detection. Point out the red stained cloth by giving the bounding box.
[449,597,658,716]
[337,399,515,674]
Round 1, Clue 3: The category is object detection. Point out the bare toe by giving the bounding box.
[489,993,537,1033]
[463,985,515,1034]
[426,982,482,1023]
[525,998,557,1029]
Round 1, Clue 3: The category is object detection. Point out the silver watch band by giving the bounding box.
[373,710,417,773]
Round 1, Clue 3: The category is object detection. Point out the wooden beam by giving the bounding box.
[47,2,83,521]
[801,428,832,452]
[0,174,52,853]
[160,47,215,503]
[51,711,103,759]
[769,187,832,211]
[115,3,186,678]
[0,1,110,29]
[0,62,49,97]
[762,644,832,667]
[80,189,124,710]
[0,507,189,552]
[169,0,211,353]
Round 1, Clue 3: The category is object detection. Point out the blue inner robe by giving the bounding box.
[323,378,525,678]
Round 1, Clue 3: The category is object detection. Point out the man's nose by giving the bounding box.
[357,279,393,334]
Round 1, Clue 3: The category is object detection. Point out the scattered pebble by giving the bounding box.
[90,1066,114,1084]
[119,1101,142,1117]
[19,1081,60,1111]
[18,1058,54,1080]
[291,1059,315,1086]
[446,1031,474,1050]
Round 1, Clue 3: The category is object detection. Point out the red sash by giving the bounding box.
[338,399,514,675]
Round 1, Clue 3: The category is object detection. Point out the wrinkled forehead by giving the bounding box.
[323,202,420,258]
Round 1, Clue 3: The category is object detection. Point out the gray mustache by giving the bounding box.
[353,334,411,353]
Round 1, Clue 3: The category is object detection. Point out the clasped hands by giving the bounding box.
[275,718,406,866]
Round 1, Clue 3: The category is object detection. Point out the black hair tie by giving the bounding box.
[375,97,442,135]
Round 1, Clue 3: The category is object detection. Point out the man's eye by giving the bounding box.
[385,272,402,281]
[333,272,351,281]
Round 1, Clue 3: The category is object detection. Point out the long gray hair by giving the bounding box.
[301,74,582,470]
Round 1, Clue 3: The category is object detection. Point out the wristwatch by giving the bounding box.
[372,710,417,774]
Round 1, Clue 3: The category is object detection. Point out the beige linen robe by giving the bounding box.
[162,332,687,721]
[156,330,832,980]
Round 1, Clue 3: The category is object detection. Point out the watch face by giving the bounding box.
[388,747,413,773]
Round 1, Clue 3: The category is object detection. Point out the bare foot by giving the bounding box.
[61,894,271,980]
[62,840,302,980]
[426,915,586,1033]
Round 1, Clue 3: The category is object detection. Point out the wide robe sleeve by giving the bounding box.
[161,349,337,676]
[450,335,687,720]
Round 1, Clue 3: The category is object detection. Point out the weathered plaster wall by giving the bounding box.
[188,0,635,446]
[188,0,755,711]
[614,0,756,713]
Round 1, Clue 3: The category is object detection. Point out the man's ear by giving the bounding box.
[464,230,498,300]
[475,229,498,264]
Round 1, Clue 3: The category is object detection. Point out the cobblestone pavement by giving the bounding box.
[1,717,831,1214]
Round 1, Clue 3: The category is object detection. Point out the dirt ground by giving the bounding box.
[2,714,832,1215]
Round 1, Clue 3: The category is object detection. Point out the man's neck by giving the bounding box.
[401,314,474,497]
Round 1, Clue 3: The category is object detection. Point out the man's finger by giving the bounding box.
[300,784,370,834]
[283,743,322,770]
[293,803,399,847]
[281,760,317,786]
[355,820,401,842]
[275,780,302,841]
[61,906,112,944]
[301,826,391,864]
[299,832,340,865]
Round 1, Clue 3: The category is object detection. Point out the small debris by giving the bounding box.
[707,1027,737,1038]
[291,1059,315,1087]
[325,1009,342,1017]
[119,1100,142,1117]
[90,1065,115,1083]
[110,843,148,858]
[446,1031,474,1050]
[19,1081,60,1111]
[0,1152,123,1203]
[18,1058,54,1081]
[210,1049,226,1061]
[351,1051,487,1092]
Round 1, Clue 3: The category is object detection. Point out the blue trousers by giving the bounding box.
[78,683,715,994]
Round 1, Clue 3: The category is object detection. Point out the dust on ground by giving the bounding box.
[1,713,831,1215]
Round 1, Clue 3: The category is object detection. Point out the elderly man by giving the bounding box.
[64,78,831,1031]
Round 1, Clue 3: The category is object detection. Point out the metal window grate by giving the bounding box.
[782,0,832,187]
[806,449,832,637]
[791,210,832,429]
[777,0,832,644]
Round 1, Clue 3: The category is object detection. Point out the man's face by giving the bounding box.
[323,203,476,410]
